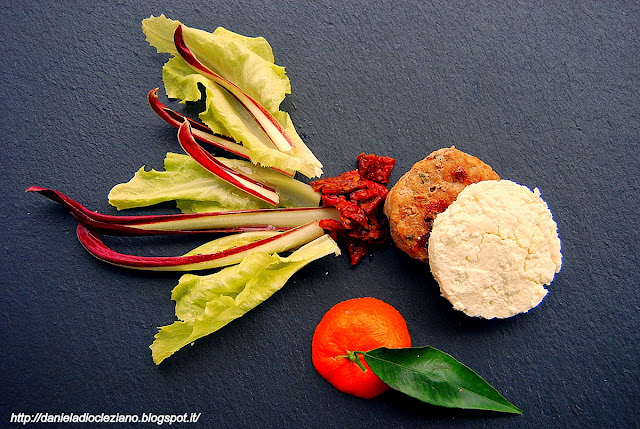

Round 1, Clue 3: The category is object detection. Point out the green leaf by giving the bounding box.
[108,152,319,212]
[142,15,323,178]
[150,235,340,364]
[360,346,521,414]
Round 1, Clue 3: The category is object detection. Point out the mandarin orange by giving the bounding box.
[311,297,411,399]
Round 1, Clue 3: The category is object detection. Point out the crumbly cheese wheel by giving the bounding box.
[428,180,562,319]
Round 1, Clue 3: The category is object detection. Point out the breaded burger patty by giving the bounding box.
[383,147,499,262]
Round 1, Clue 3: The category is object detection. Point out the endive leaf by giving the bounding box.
[142,15,323,178]
[361,346,521,414]
[108,153,319,212]
[151,235,340,364]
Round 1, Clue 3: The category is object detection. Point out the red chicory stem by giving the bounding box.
[76,221,326,271]
[147,89,295,177]
[177,120,280,206]
[147,88,246,157]
[26,186,339,235]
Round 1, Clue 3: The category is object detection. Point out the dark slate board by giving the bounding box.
[1,1,638,428]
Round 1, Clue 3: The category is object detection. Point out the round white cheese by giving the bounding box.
[428,180,562,319]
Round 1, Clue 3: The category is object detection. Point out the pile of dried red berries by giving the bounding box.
[311,153,396,265]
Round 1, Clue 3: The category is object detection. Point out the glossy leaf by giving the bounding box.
[360,346,521,414]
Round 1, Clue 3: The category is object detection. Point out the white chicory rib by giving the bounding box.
[147,88,295,177]
[174,24,296,154]
[27,185,338,235]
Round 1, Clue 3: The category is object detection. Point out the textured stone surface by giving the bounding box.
[1,1,638,428]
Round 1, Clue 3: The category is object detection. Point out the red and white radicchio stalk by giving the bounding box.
[176,120,280,206]
[174,24,296,153]
[147,88,248,158]
[26,186,338,235]
[76,221,326,271]
[27,186,339,271]
[147,88,295,177]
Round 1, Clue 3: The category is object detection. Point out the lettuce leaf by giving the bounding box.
[150,234,340,364]
[142,15,323,178]
[108,152,320,212]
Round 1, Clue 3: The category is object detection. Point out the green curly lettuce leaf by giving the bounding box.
[142,14,323,178]
[150,234,340,364]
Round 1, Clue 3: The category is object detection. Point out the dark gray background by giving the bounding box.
[1,1,638,428]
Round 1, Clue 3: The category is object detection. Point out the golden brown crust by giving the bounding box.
[383,147,499,262]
